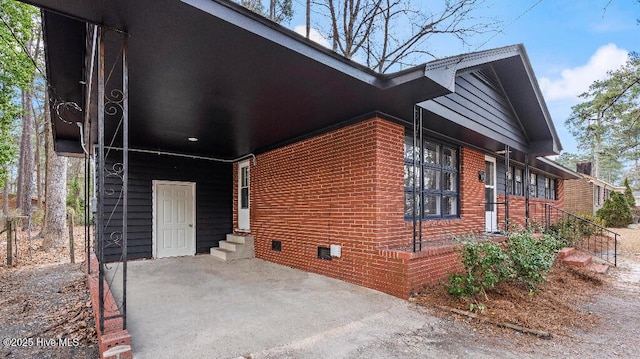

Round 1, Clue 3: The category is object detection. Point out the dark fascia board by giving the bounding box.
[535,157,582,180]
[529,139,561,157]
[423,44,563,154]
[181,0,441,91]
[54,139,85,158]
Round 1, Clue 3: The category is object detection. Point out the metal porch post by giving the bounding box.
[97,26,129,332]
[412,105,424,252]
[524,154,530,229]
[504,145,510,231]
[97,26,106,334]
[122,35,129,329]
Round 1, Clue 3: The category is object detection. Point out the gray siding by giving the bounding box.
[99,152,232,262]
[429,70,528,150]
[496,161,548,198]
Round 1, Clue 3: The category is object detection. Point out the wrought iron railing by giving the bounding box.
[543,204,618,266]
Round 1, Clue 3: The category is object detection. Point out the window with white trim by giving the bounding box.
[514,167,524,196]
[544,177,557,200]
[530,173,538,197]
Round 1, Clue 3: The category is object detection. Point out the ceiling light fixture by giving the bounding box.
[188,137,199,142]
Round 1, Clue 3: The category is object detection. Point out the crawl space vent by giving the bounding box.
[317,246,332,260]
[271,240,282,251]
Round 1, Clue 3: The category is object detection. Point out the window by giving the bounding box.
[506,167,513,194]
[529,173,538,197]
[514,167,524,196]
[404,135,459,219]
[506,166,524,196]
[545,177,556,200]
[240,166,249,209]
[595,185,602,206]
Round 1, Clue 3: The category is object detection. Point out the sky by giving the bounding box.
[286,0,638,155]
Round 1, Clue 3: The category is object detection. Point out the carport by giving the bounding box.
[104,255,533,358]
[106,256,442,358]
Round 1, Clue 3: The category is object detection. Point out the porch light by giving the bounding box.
[188,137,199,142]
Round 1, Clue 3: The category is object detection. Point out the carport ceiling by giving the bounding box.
[32,0,447,158]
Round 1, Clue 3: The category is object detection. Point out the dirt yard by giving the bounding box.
[0,226,98,359]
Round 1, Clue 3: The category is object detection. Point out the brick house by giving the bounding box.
[564,163,624,215]
[36,0,579,298]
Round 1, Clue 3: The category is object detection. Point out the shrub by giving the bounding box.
[546,214,605,245]
[623,177,635,208]
[447,238,512,302]
[596,192,633,227]
[448,232,565,304]
[506,232,561,289]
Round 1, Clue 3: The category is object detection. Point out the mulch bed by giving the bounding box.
[412,260,605,337]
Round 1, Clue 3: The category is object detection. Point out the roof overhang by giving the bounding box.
[418,45,562,158]
[28,0,452,158]
[24,0,563,160]
[534,157,582,180]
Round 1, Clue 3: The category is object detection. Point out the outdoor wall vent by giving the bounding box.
[271,240,282,252]
[317,246,332,260]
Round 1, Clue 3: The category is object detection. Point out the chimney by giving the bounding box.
[576,162,592,176]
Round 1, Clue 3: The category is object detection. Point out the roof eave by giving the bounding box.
[536,157,582,180]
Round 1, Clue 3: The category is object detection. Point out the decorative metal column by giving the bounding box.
[412,105,423,252]
[524,154,530,229]
[96,26,129,332]
[503,145,510,231]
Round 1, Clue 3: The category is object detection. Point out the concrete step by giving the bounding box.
[227,234,254,245]
[562,254,592,267]
[558,247,576,259]
[211,248,245,260]
[211,234,255,261]
[211,248,231,260]
[219,240,240,252]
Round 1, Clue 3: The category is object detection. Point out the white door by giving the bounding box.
[154,181,195,258]
[485,156,498,232]
[238,161,250,231]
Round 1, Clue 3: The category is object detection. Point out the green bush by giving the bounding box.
[546,214,605,245]
[623,177,636,208]
[506,232,561,289]
[596,192,633,227]
[447,238,512,301]
[447,232,565,304]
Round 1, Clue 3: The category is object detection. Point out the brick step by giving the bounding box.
[586,262,609,274]
[562,254,592,267]
[558,247,576,259]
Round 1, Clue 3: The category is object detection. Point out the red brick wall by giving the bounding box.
[496,179,565,230]
[399,146,487,242]
[231,116,562,298]
[240,118,413,296]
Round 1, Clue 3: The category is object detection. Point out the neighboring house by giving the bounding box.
[34,0,579,298]
[564,163,625,215]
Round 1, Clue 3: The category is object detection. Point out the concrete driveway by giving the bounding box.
[107,255,515,359]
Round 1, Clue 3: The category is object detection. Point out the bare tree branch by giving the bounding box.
[315,0,497,73]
